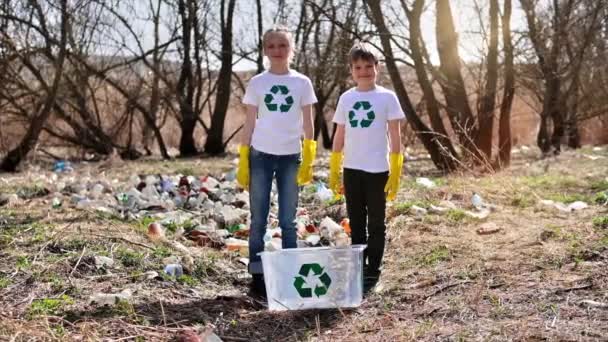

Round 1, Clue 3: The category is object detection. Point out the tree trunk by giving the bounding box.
[476,0,499,160]
[204,0,236,155]
[367,0,457,172]
[403,0,459,161]
[0,0,68,172]
[497,0,515,167]
[177,0,198,156]
[537,115,552,154]
[435,0,478,159]
[255,0,264,73]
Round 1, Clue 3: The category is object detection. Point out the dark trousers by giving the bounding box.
[343,168,388,276]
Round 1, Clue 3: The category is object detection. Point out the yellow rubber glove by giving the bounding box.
[236,145,250,189]
[297,139,317,185]
[384,153,404,201]
[329,151,343,197]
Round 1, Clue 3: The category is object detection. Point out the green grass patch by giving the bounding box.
[592,216,608,229]
[520,175,582,191]
[116,248,145,268]
[177,275,199,286]
[152,246,172,259]
[446,209,467,223]
[510,193,535,208]
[590,179,608,192]
[593,192,608,205]
[44,273,66,292]
[417,246,451,266]
[27,295,74,318]
[393,200,436,215]
[544,192,591,204]
[0,276,10,289]
[62,239,89,252]
[16,256,31,270]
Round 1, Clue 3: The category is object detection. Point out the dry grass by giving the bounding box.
[1,147,607,341]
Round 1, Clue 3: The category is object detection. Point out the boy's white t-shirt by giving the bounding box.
[332,86,406,172]
[243,70,317,155]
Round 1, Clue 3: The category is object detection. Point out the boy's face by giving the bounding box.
[350,58,378,89]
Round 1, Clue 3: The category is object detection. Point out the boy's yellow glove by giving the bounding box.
[329,151,343,196]
[384,153,404,201]
[236,145,250,189]
[297,139,317,185]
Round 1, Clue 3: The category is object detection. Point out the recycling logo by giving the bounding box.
[293,263,332,298]
[264,85,293,113]
[348,101,375,128]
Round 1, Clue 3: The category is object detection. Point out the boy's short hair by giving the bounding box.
[349,41,379,65]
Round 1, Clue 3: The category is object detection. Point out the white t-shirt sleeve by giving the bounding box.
[243,78,258,106]
[387,92,406,121]
[332,96,346,125]
[300,77,318,106]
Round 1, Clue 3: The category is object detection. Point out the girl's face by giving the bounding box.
[264,32,292,66]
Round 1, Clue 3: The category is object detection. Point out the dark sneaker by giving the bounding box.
[363,276,379,294]
[249,274,267,298]
[363,268,381,295]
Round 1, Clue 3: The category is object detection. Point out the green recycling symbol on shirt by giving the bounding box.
[293,263,332,298]
[264,85,294,113]
[348,101,375,128]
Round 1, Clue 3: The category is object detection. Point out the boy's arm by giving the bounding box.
[241,105,257,146]
[302,104,314,140]
[332,124,345,152]
[388,120,402,153]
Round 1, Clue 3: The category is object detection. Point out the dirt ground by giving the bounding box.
[1,146,607,341]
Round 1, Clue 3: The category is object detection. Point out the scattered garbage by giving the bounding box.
[164,263,184,277]
[416,177,436,188]
[94,256,114,269]
[540,200,589,212]
[315,183,334,202]
[476,222,501,235]
[53,160,73,173]
[410,205,428,216]
[471,193,484,210]
[51,197,62,209]
[90,289,132,306]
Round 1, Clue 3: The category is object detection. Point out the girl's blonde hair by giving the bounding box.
[262,26,295,67]
[262,26,294,49]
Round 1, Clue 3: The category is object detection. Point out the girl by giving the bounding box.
[237,27,317,296]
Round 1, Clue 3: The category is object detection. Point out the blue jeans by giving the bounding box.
[248,147,300,274]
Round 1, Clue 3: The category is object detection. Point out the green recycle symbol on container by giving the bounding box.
[293,263,332,298]
[264,84,294,113]
[348,101,375,128]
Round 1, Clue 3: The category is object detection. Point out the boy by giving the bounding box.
[329,42,405,292]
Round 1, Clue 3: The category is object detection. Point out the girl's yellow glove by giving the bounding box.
[329,151,343,196]
[236,145,250,189]
[384,153,404,201]
[297,139,317,185]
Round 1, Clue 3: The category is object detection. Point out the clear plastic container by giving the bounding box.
[259,245,366,311]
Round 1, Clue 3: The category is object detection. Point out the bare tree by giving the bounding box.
[295,0,361,149]
[203,0,236,155]
[367,0,458,172]
[0,0,69,172]
[520,0,604,154]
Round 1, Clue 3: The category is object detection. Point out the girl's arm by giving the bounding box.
[388,120,401,153]
[302,104,314,140]
[332,124,345,152]
[241,105,257,146]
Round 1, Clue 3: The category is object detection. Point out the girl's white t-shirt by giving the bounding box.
[332,86,406,172]
[243,70,317,155]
